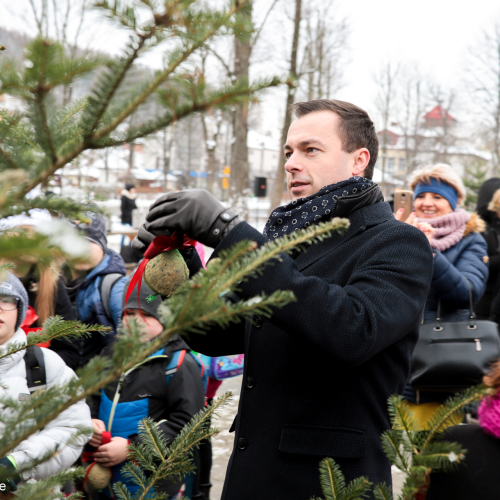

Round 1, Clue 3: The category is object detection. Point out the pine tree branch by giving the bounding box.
[10,143,84,201]
[422,387,487,450]
[35,93,58,163]
[83,37,148,137]
[91,1,247,140]
[0,146,20,170]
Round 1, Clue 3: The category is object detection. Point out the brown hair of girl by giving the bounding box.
[483,359,500,394]
[34,266,57,327]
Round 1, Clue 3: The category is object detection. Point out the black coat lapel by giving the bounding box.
[294,199,394,272]
[294,210,366,271]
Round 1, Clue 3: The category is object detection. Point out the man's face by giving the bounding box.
[284,111,369,200]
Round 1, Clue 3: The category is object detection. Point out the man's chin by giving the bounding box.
[289,185,313,200]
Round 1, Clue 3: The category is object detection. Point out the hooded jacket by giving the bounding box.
[65,249,127,366]
[0,328,92,482]
[91,335,205,498]
[475,178,500,319]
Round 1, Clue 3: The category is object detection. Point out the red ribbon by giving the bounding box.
[124,233,195,318]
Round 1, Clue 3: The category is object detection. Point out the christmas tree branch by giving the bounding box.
[91,1,247,140]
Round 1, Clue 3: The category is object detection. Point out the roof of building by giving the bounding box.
[423,105,455,122]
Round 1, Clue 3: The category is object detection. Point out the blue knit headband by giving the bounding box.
[414,177,458,211]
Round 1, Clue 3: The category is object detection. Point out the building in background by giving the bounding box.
[377,105,491,189]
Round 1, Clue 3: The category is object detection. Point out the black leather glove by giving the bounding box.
[0,457,21,492]
[132,190,239,253]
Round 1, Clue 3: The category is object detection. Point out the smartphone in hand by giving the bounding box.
[393,190,413,221]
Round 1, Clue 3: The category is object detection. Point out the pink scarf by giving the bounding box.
[479,392,500,439]
[417,209,470,252]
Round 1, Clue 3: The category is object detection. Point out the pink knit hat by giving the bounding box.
[478,392,500,438]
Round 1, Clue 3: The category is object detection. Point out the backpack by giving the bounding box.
[24,345,47,392]
[197,354,244,380]
[99,273,124,323]
[166,349,207,392]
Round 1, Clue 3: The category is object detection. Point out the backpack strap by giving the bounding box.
[165,350,207,392]
[165,350,186,387]
[24,345,47,392]
[99,273,124,322]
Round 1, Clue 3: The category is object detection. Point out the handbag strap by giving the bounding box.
[435,277,476,327]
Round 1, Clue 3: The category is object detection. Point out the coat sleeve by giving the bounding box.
[128,354,205,447]
[190,221,433,367]
[431,233,489,306]
[11,350,92,480]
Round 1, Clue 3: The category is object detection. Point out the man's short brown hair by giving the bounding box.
[292,99,379,180]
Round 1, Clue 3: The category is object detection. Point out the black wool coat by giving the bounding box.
[186,188,433,500]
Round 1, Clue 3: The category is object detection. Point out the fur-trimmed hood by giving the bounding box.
[465,212,486,237]
[121,189,137,200]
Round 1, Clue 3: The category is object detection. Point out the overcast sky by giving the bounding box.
[1,0,500,138]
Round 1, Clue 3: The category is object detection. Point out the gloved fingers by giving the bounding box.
[131,236,146,254]
[148,191,180,212]
[131,225,155,254]
[145,216,178,234]
[146,199,178,223]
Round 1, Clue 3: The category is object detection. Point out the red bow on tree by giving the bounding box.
[124,233,195,317]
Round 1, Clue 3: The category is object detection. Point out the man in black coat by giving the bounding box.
[132,99,434,499]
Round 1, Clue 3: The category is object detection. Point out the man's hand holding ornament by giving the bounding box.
[132,189,240,254]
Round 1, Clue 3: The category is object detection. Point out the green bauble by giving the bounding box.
[144,249,189,297]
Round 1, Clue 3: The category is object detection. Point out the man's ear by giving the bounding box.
[351,148,370,177]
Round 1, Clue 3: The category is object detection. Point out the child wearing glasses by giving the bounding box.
[0,272,92,494]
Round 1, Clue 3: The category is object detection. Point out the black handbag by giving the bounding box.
[409,280,500,391]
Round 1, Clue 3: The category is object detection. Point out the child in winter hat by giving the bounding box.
[0,271,28,340]
[120,276,164,342]
[0,270,92,494]
[76,212,108,253]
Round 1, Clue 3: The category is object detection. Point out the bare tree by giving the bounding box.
[298,1,349,101]
[269,0,302,211]
[397,66,426,174]
[374,61,400,195]
[467,24,500,174]
[269,0,349,210]
[201,109,223,194]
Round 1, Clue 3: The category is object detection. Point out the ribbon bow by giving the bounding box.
[124,233,195,316]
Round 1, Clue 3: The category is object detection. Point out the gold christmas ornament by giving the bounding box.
[87,463,112,490]
[143,249,189,297]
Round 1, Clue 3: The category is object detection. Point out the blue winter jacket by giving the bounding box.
[405,214,489,404]
[423,214,489,322]
[73,249,127,365]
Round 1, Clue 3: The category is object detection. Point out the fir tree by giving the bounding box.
[0,2,344,495]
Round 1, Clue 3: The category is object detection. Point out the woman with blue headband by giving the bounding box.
[396,163,489,428]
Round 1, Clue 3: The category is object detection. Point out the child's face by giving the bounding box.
[69,241,104,272]
[124,308,163,342]
[0,296,19,345]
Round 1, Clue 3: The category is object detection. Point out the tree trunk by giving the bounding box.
[230,0,253,213]
[270,0,302,211]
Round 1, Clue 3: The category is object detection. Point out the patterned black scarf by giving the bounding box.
[263,176,374,241]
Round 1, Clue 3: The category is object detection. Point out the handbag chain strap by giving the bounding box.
[434,278,476,331]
